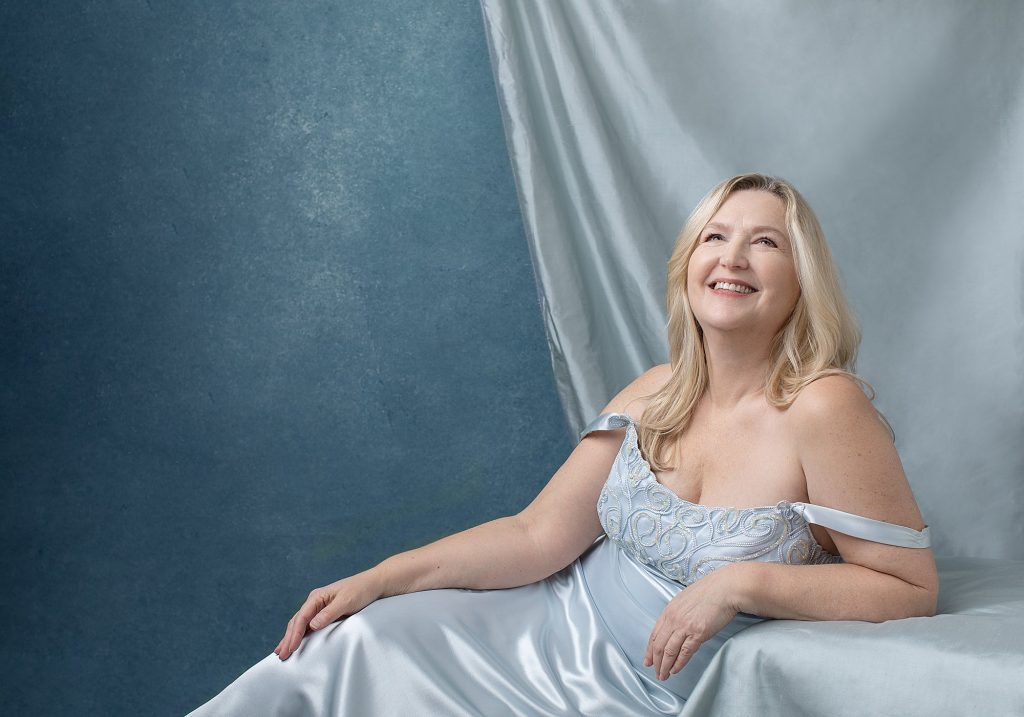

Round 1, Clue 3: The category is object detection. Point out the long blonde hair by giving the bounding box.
[637,172,892,471]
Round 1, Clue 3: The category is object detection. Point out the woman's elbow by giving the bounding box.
[908,582,939,618]
[920,587,939,617]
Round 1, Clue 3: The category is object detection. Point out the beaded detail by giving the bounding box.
[594,420,843,586]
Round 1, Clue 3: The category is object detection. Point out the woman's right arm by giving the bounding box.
[275,364,671,660]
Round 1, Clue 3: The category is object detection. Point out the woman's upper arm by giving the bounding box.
[791,376,939,597]
[516,364,672,574]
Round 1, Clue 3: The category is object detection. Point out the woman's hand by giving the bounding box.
[643,565,743,680]
[275,568,386,661]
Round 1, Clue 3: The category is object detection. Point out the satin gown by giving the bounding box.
[185,412,932,716]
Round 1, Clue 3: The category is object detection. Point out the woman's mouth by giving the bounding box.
[708,281,757,296]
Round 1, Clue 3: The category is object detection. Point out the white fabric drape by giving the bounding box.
[479,0,1024,560]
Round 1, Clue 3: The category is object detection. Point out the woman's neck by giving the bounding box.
[702,332,771,410]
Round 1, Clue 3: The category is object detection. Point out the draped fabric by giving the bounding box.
[478,0,1024,560]
[184,410,999,717]
[185,550,1024,716]
[679,554,1024,717]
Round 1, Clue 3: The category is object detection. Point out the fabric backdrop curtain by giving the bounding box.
[479,0,1024,559]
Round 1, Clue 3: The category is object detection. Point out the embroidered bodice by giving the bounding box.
[581,412,931,586]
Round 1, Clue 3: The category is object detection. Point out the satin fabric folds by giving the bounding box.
[185,535,765,716]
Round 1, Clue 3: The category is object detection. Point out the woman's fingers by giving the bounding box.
[275,621,290,656]
[274,576,370,660]
[282,615,300,658]
[658,630,687,680]
[309,602,338,631]
[278,593,327,660]
[644,632,656,669]
[646,621,703,680]
[649,630,671,678]
[668,634,700,676]
[643,617,663,668]
[286,614,306,657]
[289,606,314,653]
[277,616,300,660]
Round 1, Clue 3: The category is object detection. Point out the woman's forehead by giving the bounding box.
[710,190,784,219]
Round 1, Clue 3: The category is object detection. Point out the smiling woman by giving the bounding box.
[687,190,801,343]
[184,173,936,716]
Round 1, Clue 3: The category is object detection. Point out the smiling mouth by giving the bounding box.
[708,281,757,295]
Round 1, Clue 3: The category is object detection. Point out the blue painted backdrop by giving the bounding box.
[0,2,571,714]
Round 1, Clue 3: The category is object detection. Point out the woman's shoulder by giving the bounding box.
[787,373,886,437]
[599,363,673,423]
[791,373,871,409]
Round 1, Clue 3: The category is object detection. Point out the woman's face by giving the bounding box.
[686,189,800,340]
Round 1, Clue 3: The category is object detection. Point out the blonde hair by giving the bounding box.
[637,172,892,471]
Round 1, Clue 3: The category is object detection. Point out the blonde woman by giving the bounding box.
[186,173,936,715]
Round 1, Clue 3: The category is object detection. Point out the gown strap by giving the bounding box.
[579,412,932,549]
[789,501,932,548]
[579,412,635,442]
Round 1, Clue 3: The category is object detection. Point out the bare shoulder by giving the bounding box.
[786,373,936,600]
[787,373,886,439]
[790,373,873,414]
[788,373,926,529]
[600,363,673,423]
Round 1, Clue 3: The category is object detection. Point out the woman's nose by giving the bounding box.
[719,241,748,268]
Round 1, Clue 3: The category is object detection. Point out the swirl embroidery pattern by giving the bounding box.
[596,422,841,585]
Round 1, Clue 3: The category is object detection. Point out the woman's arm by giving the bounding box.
[278,365,671,660]
[280,515,550,660]
[726,559,935,621]
[732,374,939,619]
[372,514,556,596]
[373,364,673,597]
[279,438,611,659]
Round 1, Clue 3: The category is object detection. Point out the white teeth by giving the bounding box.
[713,282,754,294]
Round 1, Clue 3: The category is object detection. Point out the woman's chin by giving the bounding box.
[696,315,755,333]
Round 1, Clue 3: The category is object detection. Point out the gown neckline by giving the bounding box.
[616,420,842,558]
[593,411,929,553]
[619,418,799,514]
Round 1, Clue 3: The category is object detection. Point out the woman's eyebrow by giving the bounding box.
[705,222,786,237]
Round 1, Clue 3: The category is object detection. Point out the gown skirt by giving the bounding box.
[187,411,933,715]
[185,535,767,716]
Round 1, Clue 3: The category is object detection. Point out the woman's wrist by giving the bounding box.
[370,551,426,598]
[719,560,762,614]
[367,558,401,598]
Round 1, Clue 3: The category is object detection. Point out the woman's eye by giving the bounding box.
[704,233,723,242]
[756,237,778,247]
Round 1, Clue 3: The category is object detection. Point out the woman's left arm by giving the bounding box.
[645,376,939,681]
[729,556,935,622]
[735,374,939,620]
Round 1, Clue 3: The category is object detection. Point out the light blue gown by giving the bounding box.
[185,412,931,716]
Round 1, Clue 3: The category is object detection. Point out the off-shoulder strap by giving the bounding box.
[790,501,931,548]
[579,412,634,442]
[579,413,932,549]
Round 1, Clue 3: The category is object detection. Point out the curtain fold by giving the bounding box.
[480,0,1023,560]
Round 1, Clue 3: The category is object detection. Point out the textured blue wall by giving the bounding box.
[0,2,571,714]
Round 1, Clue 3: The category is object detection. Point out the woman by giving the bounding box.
[186,173,937,716]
